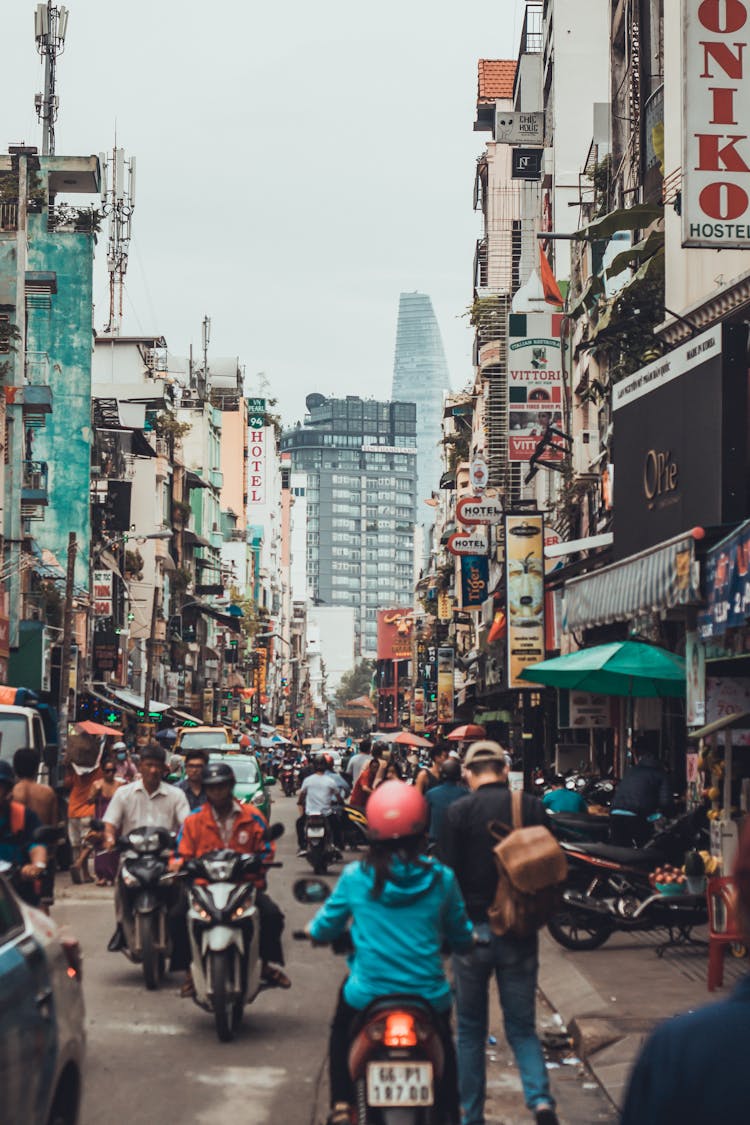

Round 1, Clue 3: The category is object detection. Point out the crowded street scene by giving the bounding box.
[2,1,750,1123]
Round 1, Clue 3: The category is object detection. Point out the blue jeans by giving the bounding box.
[452,923,552,1122]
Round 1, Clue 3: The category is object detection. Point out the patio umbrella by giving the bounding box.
[519,640,686,698]
[393,731,433,748]
[76,720,123,738]
[446,723,487,741]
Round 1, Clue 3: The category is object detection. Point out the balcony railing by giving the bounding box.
[0,202,18,232]
[21,461,49,514]
[520,3,543,54]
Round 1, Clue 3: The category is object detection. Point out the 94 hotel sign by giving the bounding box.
[683,0,750,248]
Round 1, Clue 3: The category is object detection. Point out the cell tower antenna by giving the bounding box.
[34,3,69,156]
[99,144,136,334]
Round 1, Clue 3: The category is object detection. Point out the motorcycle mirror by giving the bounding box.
[267,822,285,841]
[184,858,202,877]
[292,877,331,905]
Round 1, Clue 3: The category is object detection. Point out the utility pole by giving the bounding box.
[58,531,77,748]
[34,2,69,157]
[143,584,159,728]
[99,144,136,334]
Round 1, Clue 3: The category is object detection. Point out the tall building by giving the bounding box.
[281,395,417,658]
[391,292,450,513]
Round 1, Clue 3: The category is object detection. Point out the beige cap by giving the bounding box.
[463,740,508,768]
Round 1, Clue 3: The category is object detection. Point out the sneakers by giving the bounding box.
[535,1106,559,1125]
[296,847,307,857]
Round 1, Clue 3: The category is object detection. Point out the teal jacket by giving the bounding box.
[308,855,474,1011]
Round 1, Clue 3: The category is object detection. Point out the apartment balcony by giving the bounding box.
[209,530,224,550]
[21,460,49,520]
[209,468,224,490]
[0,202,18,233]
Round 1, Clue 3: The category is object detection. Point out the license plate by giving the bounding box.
[307,827,325,838]
[366,1062,433,1107]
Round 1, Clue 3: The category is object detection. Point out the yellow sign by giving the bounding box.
[437,647,455,722]
[506,514,545,689]
[437,593,453,622]
[411,688,425,732]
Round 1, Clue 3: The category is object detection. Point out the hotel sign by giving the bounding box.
[683,0,750,248]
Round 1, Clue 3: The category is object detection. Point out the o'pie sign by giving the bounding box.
[456,495,504,525]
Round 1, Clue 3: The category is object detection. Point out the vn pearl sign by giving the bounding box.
[683,0,750,248]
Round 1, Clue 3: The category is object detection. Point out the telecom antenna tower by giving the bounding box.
[34,2,69,156]
[99,146,136,334]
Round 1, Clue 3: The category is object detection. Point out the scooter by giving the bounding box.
[547,808,709,952]
[184,824,284,1042]
[111,824,180,990]
[293,878,451,1124]
[305,814,339,874]
[280,762,296,797]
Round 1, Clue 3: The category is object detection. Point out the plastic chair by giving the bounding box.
[707,876,744,990]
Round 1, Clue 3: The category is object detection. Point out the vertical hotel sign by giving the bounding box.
[248,425,266,503]
[682,0,750,248]
[505,514,545,688]
[436,647,455,723]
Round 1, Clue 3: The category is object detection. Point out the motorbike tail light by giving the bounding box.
[61,935,83,982]
[383,1012,418,1048]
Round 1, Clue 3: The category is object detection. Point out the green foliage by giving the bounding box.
[587,154,613,219]
[171,498,192,525]
[588,252,666,385]
[124,548,144,579]
[335,660,375,707]
[173,565,192,593]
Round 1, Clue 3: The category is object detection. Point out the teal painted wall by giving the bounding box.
[27,212,95,590]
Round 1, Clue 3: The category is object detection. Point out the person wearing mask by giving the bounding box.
[345,737,372,786]
[542,777,588,815]
[177,748,210,811]
[415,743,450,795]
[610,735,672,846]
[441,741,558,1125]
[621,817,750,1123]
[0,760,48,906]
[175,760,290,992]
[112,741,138,783]
[425,757,467,846]
[307,780,474,1125]
[296,754,346,855]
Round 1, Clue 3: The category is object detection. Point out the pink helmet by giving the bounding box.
[366,780,428,841]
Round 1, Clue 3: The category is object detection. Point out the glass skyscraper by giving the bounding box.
[391,292,451,514]
[281,395,417,659]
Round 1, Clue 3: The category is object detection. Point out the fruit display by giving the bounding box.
[649,864,687,890]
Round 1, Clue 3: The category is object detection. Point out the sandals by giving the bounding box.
[261,963,292,989]
[180,973,195,998]
[327,1104,352,1125]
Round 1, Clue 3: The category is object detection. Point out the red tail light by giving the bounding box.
[383,1011,417,1047]
[61,935,83,982]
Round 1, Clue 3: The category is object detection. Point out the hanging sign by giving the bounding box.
[506,514,546,688]
[460,555,489,611]
[437,647,455,723]
[456,496,504,525]
[507,312,565,463]
[469,457,489,493]
[447,532,487,556]
[93,569,113,617]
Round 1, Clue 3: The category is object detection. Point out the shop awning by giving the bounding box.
[564,531,701,632]
[475,709,513,723]
[112,688,170,714]
[167,707,202,726]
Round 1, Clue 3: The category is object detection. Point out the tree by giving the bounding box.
[335,660,375,706]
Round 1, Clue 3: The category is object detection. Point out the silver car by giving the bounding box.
[0,869,85,1125]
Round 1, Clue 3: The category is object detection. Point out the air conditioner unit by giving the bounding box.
[572,430,596,477]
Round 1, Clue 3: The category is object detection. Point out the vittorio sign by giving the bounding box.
[682,0,750,248]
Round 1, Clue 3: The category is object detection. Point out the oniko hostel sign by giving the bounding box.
[683,0,750,248]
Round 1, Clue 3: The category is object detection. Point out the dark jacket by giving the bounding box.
[177,779,206,812]
[440,782,547,922]
[621,975,750,1124]
[611,754,671,817]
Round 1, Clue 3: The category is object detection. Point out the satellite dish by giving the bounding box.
[305,393,326,411]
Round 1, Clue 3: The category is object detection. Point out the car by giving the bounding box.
[0,869,85,1125]
[207,751,275,821]
[174,725,232,756]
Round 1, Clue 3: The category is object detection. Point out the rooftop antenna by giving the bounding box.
[34,2,69,156]
[199,314,211,399]
[99,143,136,334]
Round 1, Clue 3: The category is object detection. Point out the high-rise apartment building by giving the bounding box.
[281,395,417,658]
[391,292,450,512]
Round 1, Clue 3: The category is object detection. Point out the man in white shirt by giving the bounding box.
[296,755,344,855]
[346,738,372,786]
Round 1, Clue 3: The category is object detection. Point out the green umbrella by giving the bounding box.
[518,640,686,698]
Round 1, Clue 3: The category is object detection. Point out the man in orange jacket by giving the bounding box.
[176,761,290,990]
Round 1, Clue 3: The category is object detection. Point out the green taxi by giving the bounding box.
[208,749,275,821]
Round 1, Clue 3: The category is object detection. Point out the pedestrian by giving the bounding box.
[440,740,558,1125]
[65,749,102,885]
[345,737,372,785]
[425,757,466,847]
[621,816,750,1124]
[348,749,385,809]
[415,743,449,794]
[89,758,121,886]
[176,748,210,811]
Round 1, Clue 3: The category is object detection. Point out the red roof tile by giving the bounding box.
[477,59,517,103]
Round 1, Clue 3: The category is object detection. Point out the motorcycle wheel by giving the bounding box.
[140,915,164,990]
[211,950,236,1042]
[311,854,328,875]
[547,909,612,951]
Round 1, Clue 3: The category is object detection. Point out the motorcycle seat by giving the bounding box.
[361,994,438,1021]
[566,842,656,866]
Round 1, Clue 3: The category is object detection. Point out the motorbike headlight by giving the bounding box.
[196,906,211,921]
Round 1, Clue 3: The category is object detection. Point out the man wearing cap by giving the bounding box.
[441,740,558,1125]
[621,817,750,1123]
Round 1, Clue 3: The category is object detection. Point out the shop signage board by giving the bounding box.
[469,456,489,493]
[682,0,750,248]
[686,630,706,726]
[411,688,425,732]
[699,519,750,639]
[248,425,266,503]
[613,323,748,560]
[456,496,503,525]
[437,592,454,621]
[437,647,455,722]
[377,608,414,660]
[506,514,545,688]
[247,398,266,428]
[92,569,113,617]
[507,313,565,463]
[460,555,489,611]
[512,148,543,179]
[447,532,487,556]
[494,110,544,145]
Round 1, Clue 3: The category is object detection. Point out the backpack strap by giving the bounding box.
[511,787,524,830]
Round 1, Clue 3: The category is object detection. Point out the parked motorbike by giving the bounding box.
[547,808,709,951]
[305,814,339,874]
[184,823,284,1042]
[111,824,180,989]
[293,877,451,1124]
[546,810,613,844]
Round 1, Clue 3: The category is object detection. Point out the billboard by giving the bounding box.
[682,1,750,249]
[507,312,565,463]
[437,647,455,723]
[506,514,545,688]
[460,555,489,611]
[376,608,414,661]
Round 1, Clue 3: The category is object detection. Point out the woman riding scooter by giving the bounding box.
[306,780,474,1125]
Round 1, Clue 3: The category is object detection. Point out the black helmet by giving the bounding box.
[440,757,463,783]
[202,762,236,788]
[0,759,14,788]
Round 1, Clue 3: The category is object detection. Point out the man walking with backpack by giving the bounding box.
[441,741,559,1125]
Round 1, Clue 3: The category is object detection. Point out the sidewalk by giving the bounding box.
[537,925,747,1110]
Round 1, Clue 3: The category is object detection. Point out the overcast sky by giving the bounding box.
[2,0,526,425]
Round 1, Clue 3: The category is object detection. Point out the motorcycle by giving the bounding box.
[184,823,284,1042]
[305,813,339,874]
[293,877,451,1124]
[342,802,369,850]
[547,808,709,952]
[111,824,180,989]
[280,762,296,797]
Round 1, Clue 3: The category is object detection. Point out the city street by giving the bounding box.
[51,795,615,1125]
